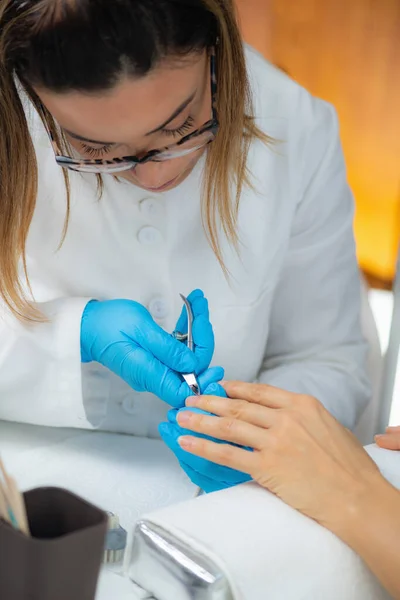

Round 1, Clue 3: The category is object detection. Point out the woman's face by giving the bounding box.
[35,52,211,192]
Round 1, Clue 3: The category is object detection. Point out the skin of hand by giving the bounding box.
[375,426,400,451]
[176,381,400,599]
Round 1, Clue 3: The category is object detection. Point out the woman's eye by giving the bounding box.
[162,116,195,138]
[80,143,114,158]
[78,116,196,158]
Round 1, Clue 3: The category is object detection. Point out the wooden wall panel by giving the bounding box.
[236,0,400,281]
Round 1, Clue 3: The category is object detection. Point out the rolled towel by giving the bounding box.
[130,445,399,600]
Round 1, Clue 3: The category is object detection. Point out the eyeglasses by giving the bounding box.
[42,48,219,174]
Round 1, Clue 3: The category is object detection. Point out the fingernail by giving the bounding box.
[177,411,192,425]
[374,434,384,440]
[186,396,199,407]
[178,436,194,450]
[220,380,227,387]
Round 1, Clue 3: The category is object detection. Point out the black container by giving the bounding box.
[0,487,108,600]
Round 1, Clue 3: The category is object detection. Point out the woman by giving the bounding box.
[174,383,400,598]
[0,1,369,487]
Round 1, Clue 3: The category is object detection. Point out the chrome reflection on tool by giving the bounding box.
[173,294,200,396]
[129,520,234,600]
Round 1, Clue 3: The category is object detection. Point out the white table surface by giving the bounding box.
[0,420,198,599]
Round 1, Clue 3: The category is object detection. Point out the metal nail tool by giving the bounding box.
[173,294,200,396]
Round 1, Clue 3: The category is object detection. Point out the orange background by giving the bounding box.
[236,0,400,282]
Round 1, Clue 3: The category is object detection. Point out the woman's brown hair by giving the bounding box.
[0,0,267,321]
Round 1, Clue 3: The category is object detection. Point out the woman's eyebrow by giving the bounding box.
[63,91,197,146]
[63,129,117,145]
[145,91,196,135]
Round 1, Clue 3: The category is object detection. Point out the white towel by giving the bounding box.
[143,445,400,600]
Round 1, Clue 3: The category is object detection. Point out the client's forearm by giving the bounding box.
[329,474,400,599]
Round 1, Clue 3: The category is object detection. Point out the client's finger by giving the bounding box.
[386,426,400,433]
[222,381,291,409]
[177,410,266,449]
[178,435,256,475]
[375,432,400,451]
[186,395,274,429]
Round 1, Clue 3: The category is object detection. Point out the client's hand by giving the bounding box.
[375,426,400,450]
[174,381,400,600]
[175,381,383,525]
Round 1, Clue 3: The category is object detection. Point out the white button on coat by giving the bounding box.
[148,297,169,320]
[139,198,163,216]
[137,226,162,245]
[0,46,370,436]
[122,397,137,416]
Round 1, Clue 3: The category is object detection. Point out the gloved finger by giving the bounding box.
[174,290,213,374]
[192,314,214,374]
[178,459,233,494]
[133,362,224,409]
[156,365,224,407]
[190,293,213,373]
[202,381,227,397]
[191,294,210,320]
[131,320,197,374]
[159,422,251,484]
[196,367,225,393]
[118,346,193,407]
[156,367,224,412]
[174,289,205,334]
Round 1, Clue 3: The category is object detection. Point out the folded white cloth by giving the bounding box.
[142,445,400,600]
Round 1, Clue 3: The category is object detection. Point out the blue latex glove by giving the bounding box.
[174,289,214,375]
[80,289,216,407]
[159,383,252,493]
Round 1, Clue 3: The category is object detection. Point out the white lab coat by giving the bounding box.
[0,47,370,435]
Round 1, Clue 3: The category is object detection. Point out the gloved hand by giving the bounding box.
[80,289,217,407]
[173,289,214,375]
[159,383,252,493]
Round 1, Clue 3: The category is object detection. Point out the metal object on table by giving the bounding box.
[379,243,400,432]
[173,294,200,396]
[129,520,234,600]
[103,512,128,565]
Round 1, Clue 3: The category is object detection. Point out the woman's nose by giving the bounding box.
[133,161,175,189]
